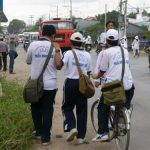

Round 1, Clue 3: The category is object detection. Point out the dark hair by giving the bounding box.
[106,20,115,27]
[106,39,119,46]
[42,25,56,36]
[71,40,83,47]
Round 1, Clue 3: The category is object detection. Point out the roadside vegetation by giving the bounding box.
[0,77,33,150]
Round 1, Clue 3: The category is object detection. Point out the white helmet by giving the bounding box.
[135,36,139,39]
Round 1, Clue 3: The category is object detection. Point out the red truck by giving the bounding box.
[39,18,75,53]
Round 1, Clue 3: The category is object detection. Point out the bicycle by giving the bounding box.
[91,98,133,150]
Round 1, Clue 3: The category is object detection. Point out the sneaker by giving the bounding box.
[42,142,50,146]
[66,128,78,142]
[77,138,88,144]
[34,135,41,140]
[92,133,109,142]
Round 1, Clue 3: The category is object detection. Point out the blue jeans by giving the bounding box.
[98,85,135,134]
[31,89,57,142]
[9,50,15,73]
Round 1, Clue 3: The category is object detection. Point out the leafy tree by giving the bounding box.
[127,12,137,19]
[144,31,150,40]
[96,10,119,27]
[7,19,26,34]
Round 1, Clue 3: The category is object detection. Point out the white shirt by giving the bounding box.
[97,46,133,90]
[62,49,92,79]
[132,39,140,50]
[99,32,106,44]
[26,38,59,90]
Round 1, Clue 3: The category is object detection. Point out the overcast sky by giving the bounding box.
[3,0,150,25]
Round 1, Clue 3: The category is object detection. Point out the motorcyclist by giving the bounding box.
[85,35,92,51]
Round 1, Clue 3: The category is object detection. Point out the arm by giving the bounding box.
[53,42,63,70]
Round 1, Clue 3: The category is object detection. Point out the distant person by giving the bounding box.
[0,37,8,71]
[132,36,140,57]
[55,32,92,144]
[97,20,115,53]
[26,25,62,146]
[120,35,128,49]
[85,35,92,51]
[9,36,17,74]
[95,20,116,88]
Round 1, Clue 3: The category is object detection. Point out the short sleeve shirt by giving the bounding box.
[26,38,59,90]
[62,49,92,79]
[98,46,133,90]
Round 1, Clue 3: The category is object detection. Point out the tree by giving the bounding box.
[96,10,119,27]
[7,19,26,34]
[127,12,137,19]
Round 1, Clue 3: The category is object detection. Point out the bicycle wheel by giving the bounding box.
[108,107,116,141]
[115,108,130,150]
[91,99,99,133]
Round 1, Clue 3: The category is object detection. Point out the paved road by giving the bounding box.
[11,45,150,150]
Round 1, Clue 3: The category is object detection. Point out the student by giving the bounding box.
[92,29,134,142]
[55,32,92,144]
[26,25,62,146]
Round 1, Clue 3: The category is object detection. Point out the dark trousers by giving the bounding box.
[0,52,7,71]
[98,85,135,134]
[31,89,57,141]
[62,78,87,139]
[9,50,15,73]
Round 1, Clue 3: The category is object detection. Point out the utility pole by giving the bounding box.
[29,15,34,26]
[104,4,107,32]
[70,0,72,20]
[118,0,128,38]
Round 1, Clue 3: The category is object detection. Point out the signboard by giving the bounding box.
[0,0,3,10]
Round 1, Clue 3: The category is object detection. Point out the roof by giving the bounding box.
[0,10,8,22]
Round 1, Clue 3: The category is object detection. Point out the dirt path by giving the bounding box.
[1,45,116,150]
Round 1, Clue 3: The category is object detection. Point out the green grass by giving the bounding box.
[0,77,33,150]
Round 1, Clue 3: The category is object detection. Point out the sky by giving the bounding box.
[2,0,150,25]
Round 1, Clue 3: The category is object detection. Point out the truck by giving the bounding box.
[39,18,76,53]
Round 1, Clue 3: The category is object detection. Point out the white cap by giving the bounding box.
[106,29,119,41]
[70,32,84,42]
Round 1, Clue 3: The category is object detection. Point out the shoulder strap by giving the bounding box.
[72,50,83,76]
[120,46,125,82]
[39,44,54,78]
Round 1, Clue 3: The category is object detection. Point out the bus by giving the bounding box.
[39,18,76,53]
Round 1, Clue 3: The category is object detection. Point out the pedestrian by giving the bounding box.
[92,29,135,142]
[0,37,8,71]
[8,36,17,74]
[96,20,115,54]
[95,20,116,88]
[26,25,62,146]
[55,32,92,144]
[132,36,140,57]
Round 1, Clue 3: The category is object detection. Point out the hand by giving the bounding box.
[53,42,60,49]
[95,81,100,88]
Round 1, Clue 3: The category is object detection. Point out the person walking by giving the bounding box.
[9,36,17,74]
[55,32,92,144]
[92,29,134,142]
[26,25,62,146]
[132,36,140,57]
[0,37,8,71]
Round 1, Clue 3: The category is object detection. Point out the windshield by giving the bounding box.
[43,21,74,30]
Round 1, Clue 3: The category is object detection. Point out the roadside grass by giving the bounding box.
[0,77,33,150]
